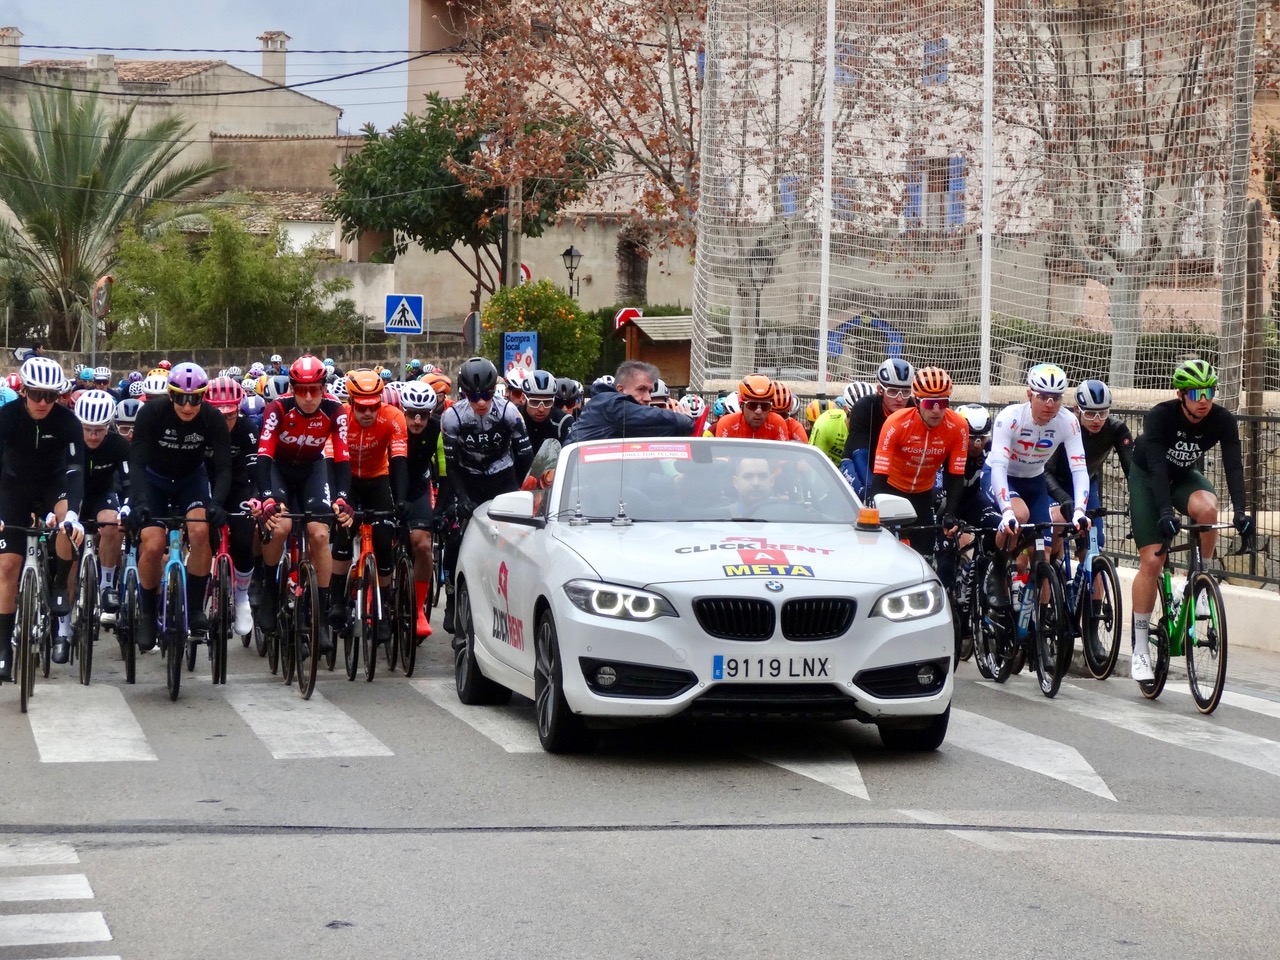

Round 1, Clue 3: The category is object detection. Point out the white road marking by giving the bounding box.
[995,680,1280,780]
[411,678,541,753]
[1166,685,1280,721]
[222,685,393,759]
[948,708,1116,801]
[898,809,1024,851]
[0,843,78,867]
[0,874,93,902]
[26,684,155,763]
[0,912,111,948]
[746,746,869,801]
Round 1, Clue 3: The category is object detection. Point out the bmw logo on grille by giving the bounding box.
[765,580,784,593]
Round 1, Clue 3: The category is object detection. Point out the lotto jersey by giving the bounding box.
[258,396,350,466]
[345,404,408,480]
[872,407,968,494]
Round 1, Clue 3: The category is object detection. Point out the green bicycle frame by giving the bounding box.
[1158,568,1220,659]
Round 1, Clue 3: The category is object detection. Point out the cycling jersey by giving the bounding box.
[784,418,808,443]
[205,416,258,496]
[521,407,571,456]
[441,397,532,481]
[129,398,232,511]
[1046,415,1132,507]
[808,407,847,466]
[345,404,408,481]
[257,396,351,503]
[872,407,968,495]
[83,432,130,504]
[0,399,86,518]
[987,402,1088,515]
[713,411,790,441]
[406,417,443,501]
[1132,399,1245,517]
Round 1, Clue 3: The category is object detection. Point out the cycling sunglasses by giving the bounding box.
[292,383,324,398]
[742,400,772,412]
[526,398,554,409]
[1185,386,1215,402]
[463,390,494,403]
[918,398,949,411]
[24,388,59,404]
[170,391,204,407]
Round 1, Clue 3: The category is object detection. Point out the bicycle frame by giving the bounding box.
[158,525,188,635]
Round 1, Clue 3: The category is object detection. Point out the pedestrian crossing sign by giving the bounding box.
[384,294,424,335]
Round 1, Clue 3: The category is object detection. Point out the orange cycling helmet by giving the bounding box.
[771,381,794,415]
[738,373,773,404]
[912,367,953,399]
[347,369,385,406]
[422,372,452,396]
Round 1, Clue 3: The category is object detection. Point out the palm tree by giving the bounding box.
[0,87,227,350]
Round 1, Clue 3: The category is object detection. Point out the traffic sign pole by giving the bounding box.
[401,335,407,382]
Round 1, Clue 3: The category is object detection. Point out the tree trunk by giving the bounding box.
[615,226,650,304]
[1108,271,1141,389]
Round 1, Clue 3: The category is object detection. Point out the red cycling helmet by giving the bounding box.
[205,376,245,410]
[6,372,21,391]
[157,359,172,371]
[289,355,327,385]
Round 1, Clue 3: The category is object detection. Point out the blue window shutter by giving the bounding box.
[835,42,857,85]
[780,175,801,217]
[834,177,857,221]
[697,47,706,84]
[923,37,948,86]
[937,38,949,85]
[947,156,966,229]
[905,166,923,228]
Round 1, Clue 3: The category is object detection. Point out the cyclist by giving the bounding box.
[330,370,408,648]
[681,393,709,436]
[114,397,141,441]
[504,369,528,410]
[953,404,1001,533]
[567,361,695,443]
[808,403,848,467]
[521,369,571,454]
[714,375,790,440]
[983,363,1091,605]
[554,377,583,418]
[649,379,671,409]
[256,355,352,655]
[772,382,808,442]
[204,377,258,637]
[267,354,285,376]
[870,367,968,559]
[240,392,266,433]
[1126,360,1251,684]
[401,381,440,639]
[1046,379,1132,549]
[125,363,231,652]
[0,357,87,681]
[841,359,915,497]
[439,357,534,633]
[74,390,128,634]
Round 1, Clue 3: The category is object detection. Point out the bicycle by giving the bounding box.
[392,525,417,678]
[973,520,1072,697]
[69,519,116,686]
[1060,508,1123,680]
[114,529,140,685]
[154,515,212,703]
[200,518,236,687]
[2,522,56,713]
[261,511,323,700]
[340,509,395,683]
[1142,522,1238,714]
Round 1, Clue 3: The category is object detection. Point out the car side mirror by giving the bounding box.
[488,490,540,525]
[872,493,917,525]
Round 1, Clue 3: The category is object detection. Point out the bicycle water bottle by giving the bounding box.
[1013,573,1031,640]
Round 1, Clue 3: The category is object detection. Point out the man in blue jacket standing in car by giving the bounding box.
[567,360,695,443]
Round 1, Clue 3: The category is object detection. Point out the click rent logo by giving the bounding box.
[723,547,813,578]
[491,561,525,649]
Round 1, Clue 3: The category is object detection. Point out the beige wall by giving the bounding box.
[407,0,468,111]
[206,136,352,193]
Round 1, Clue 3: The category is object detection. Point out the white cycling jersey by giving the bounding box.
[987,402,1088,514]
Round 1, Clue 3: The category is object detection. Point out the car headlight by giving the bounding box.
[871,581,944,622]
[563,580,677,622]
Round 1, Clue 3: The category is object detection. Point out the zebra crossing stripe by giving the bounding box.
[1166,685,1280,721]
[26,683,156,763]
[0,874,93,902]
[948,708,1116,801]
[221,684,393,759]
[0,912,111,948]
[410,679,541,753]
[745,745,870,801]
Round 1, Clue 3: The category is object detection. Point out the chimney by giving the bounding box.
[0,27,22,69]
[89,53,115,70]
[258,30,290,86]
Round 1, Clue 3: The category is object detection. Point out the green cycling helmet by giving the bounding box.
[1171,358,1218,391]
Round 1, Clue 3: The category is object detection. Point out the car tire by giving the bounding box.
[877,705,950,752]
[534,609,592,754]
[453,578,511,706]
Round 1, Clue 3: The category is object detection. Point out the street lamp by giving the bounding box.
[561,245,582,298]
[745,239,775,336]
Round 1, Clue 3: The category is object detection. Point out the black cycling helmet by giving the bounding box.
[457,356,499,396]
[555,377,582,408]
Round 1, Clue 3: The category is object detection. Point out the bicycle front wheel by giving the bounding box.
[295,562,320,700]
[1082,555,1123,681]
[395,551,417,678]
[119,569,138,685]
[360,554,378,683]
[278,557,295,685]
[17,569,38,713]
[1031,560,1070,698]
[1186,572,1228,714]
[77,553,98,686]
[163,567,184,702]
[213,555,231,685]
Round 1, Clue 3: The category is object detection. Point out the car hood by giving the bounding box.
[549,520,930,588]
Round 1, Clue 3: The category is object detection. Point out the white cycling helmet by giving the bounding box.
[876,358,915,389]
[957,403,991,437]
[1026,363,1069,395]
[683,393,706,418]
[141,373,169,397]
[1074,379,1112,410]
[721,393,740,414]
[74,389,116,427]
[93,365,111,382]
[226,365,243,379]
[20,356,65,391]
[330,378,348,403]
[651,379,670,401]
[115,397,142,424]
[248,363,266,377]
[270,354,283,364]
[128,381,146,398]
[844,381,876,406]
[505,367,529,392]
[400,381,438,412]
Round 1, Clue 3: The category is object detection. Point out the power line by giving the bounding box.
[19,45,440,55]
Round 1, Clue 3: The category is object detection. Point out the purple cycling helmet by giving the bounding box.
[168,362,209,395]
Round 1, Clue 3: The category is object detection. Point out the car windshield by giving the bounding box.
[555,438,861,524]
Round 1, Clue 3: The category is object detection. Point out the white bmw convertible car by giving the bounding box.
[451,436,953,752]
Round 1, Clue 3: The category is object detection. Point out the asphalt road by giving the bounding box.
[3,633,1280,960]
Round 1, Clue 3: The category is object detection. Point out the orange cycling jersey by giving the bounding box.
[713,411,791,441]
[784,418,808,443]
[872,407,968,494]
[345,404,409,480]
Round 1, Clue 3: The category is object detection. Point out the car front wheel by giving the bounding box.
[534,609,592,754]
[453,578,511,706]
[877,705,950,752]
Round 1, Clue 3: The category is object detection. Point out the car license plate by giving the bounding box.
[712,654,832,681]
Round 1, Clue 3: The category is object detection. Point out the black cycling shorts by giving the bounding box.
[270,459,334,521]
[142,467,211,528]
[0,481,62,556]
[406,488,434,532]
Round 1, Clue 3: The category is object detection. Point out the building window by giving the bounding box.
[923,37,949,86]
[904,156,965,232]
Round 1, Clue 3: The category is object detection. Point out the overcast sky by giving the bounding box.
[6,0,410,131]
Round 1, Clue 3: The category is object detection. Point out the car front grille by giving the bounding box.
[693,597,775,641]
[780,598,856,641]
[689,683,866,720]
[853,658,950,699]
